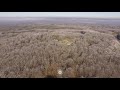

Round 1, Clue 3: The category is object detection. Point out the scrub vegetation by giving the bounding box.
[0,24,120,78]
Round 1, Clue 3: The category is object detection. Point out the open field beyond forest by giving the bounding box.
[0,21,120,78]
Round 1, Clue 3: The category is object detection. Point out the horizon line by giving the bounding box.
[0,16,120,19]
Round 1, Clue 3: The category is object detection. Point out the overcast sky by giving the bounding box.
[0,12,120,18]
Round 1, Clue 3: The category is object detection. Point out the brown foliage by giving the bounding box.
[0,24,120,78]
